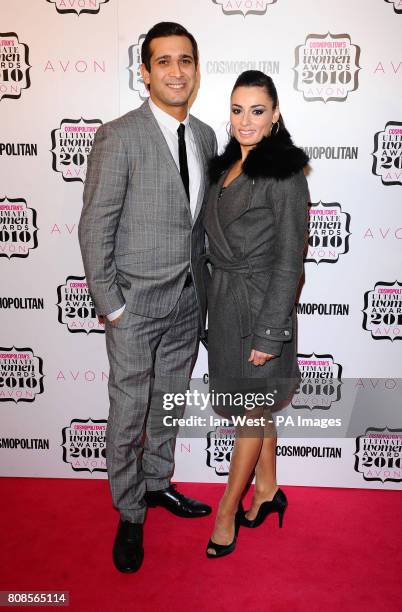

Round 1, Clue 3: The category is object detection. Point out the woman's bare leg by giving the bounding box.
[207,410,263,554]
[245,426,279,520]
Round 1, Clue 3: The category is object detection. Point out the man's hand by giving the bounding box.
[110,313,123,326]
[248,349,276,366]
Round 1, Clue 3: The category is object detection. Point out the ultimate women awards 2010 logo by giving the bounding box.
[0,347,44,403]
[305,201,351,264]
[127,34,149,100]
[47,0,109,15]
[62,418,107,473]
[293,33,360,102]
[292,353,343,410]
[51,118,102,183]
[0,197,38,259]
[0,33,31,102]
[372,122,402,186]
[206,425,235,475]
[354,427,402,483]
[57,276,104,334]
[363,281,402,341]
[212,0,277,17]
[384,0,402,14]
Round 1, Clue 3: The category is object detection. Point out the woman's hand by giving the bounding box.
[248,349,276,366]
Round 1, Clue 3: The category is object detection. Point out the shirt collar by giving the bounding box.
[148,97,189,134]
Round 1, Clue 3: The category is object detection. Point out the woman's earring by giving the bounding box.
[271,122,279,137]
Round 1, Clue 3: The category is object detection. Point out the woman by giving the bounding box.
[202,71,309,558]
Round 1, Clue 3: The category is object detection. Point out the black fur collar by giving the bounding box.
[209,128,309,183]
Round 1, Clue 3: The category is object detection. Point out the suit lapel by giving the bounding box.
[140,101,192,220]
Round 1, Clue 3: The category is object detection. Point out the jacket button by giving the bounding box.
[265,329,271,335]
[284,330,290,336]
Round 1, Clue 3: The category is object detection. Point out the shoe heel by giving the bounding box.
[278,509,285,528]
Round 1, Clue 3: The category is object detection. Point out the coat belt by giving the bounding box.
[205,253,271,275]
[198,253,271,337]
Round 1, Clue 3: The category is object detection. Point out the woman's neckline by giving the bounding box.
[221,170,244,189]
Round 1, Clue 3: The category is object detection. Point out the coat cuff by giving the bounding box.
[92,285,125,317]
[251,320,293,356]
[253,320,293,341]
[251,335,283,357]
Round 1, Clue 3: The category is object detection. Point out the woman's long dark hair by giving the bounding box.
[209,71,297,181]
[231,70,286,132]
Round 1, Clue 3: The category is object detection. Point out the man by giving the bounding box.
[78,22,217,573]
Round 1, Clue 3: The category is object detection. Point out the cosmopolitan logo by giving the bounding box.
[0,33,30,102]
[206,425,235,475]
[384,0,402,14]
[277,445,342,458]
[302,146,358,160]
[292,353,342,410]
[0,437,49,450]
[363,281,402,341]
[293,33,360,102]
[127,35,148,99]
[51,118,102,183]
[62,418,107,472]
[206,59,279,75]
[0,297,44,310]
[0,347,44,403]
[296,303,349,316]
[47,0,109,15]
[372,121,402,186]
[0,197,38,259]
[305,201,351,264]
[0,143,37,156]
[212,0,277,17]
[354,427,402,483]
[57,276,104,334]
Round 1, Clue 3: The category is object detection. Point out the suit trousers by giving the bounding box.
[104,283,199,523]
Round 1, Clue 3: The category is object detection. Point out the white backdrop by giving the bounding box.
[1,0,401,490]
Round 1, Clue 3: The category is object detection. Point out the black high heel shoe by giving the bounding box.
[206,502,244,559]
[240,488,287,529]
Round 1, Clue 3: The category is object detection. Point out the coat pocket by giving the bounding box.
[115,247,161,275]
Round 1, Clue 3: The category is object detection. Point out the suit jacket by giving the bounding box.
[78,100,217,320]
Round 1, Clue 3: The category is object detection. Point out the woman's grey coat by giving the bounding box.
[201,130,310,403]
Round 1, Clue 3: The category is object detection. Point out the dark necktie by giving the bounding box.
[177,123,190,201]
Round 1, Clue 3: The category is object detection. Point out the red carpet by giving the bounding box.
[0,478,400,612]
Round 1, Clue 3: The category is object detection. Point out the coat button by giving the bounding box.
[284,330,290,336]
[265,329,271,335]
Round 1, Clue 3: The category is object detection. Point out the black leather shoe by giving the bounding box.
[145,484,211,518]
[113,519,144,573]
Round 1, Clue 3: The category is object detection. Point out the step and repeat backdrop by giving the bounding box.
[1,0,401,490]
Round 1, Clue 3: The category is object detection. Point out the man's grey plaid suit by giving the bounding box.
[78,100,216,522]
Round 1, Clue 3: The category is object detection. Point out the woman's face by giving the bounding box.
[230,85,280,148]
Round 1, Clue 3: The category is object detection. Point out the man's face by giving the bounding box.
[141,35,197,114]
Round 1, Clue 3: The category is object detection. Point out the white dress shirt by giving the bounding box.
[107,98,202,322]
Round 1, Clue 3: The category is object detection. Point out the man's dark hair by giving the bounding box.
[141,22,199,71]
